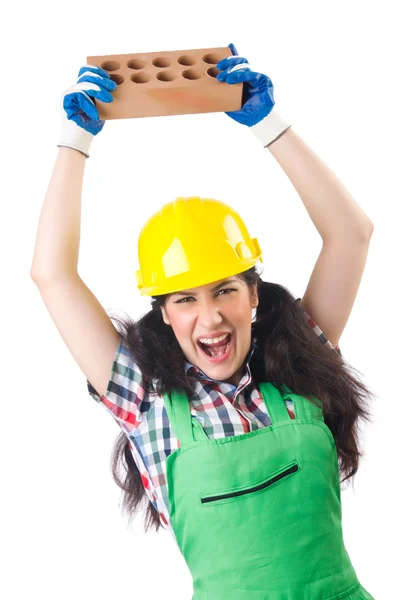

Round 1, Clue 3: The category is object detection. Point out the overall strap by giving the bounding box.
[162,389,208,448]
[258,382,292,423]
[278,383,324,422]
[162,381,324,449]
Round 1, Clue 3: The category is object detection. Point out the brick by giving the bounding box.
[86,46,243,120]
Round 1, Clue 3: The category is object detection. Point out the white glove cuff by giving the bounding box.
[57,112,94,158]
[250,108,292,147]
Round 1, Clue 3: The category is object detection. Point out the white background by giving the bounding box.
[2,0,395,598]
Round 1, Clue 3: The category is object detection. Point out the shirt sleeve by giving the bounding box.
[87,334,150,431]
[296,298,342,357]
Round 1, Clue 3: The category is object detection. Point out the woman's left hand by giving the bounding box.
[216,43,275,127]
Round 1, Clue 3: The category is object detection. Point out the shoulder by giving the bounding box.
[296,298,342,357]
[87,334,158,430]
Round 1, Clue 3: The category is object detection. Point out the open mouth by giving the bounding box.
[197,333,232,363]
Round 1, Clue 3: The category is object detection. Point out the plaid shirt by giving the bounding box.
[87,298,341,541]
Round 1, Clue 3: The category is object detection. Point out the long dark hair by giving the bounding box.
[108,266,375,534]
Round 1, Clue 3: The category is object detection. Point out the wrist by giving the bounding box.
[57,145,89,158]
[250,108,292,148]
[58,111,94,158]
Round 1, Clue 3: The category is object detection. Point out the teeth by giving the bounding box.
[198,333,229,346]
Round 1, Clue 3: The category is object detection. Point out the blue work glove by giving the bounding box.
[216,43,291,147]
[57,65,117,158]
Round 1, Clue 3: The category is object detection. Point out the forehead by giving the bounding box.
[169,276,240,297]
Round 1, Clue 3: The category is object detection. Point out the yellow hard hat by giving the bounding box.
[135,196,263,296]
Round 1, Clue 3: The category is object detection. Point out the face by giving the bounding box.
[160,276,258,387]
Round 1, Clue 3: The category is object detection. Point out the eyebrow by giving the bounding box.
[170,279,238,297]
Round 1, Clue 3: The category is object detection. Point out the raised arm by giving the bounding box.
[31,68,121,398]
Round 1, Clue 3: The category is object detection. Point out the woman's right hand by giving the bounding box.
[57,65,117,158]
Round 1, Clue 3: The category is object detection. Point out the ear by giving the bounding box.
[160,305,171,326]
[251,283,259,309]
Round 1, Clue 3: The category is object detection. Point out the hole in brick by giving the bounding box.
[101,60,121,71]
[202,53,223,64]
[127,59,146,70]
[156,71,176,82]
[181,69,202,80]
[131,72,151,83]
[153,57,171,68]
[207,67,220,78]
[177,55,196,66]
[110,74,125,85]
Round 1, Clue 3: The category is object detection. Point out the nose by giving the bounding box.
[196,298,224,330]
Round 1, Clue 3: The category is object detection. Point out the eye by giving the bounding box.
[175,297,192,304]
[218,287,237,297]
[174,288,237,304]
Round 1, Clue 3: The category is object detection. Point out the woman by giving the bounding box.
[31,43,375,598]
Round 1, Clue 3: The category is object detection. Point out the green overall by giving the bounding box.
[162,381,375,599]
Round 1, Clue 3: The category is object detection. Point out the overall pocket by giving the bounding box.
[200,461,299,505]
